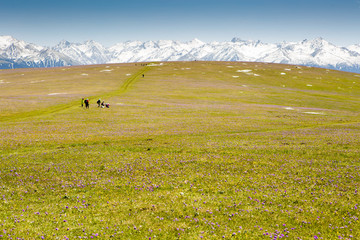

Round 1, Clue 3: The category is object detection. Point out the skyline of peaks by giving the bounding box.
[0,35,359,73]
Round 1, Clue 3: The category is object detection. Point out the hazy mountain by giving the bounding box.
[1,35,360,73]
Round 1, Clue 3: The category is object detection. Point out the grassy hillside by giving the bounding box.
[0,61,359,239]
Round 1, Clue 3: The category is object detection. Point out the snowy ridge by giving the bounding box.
[53,40,110,64]
[1,35,360,73]
[0,36,79,68]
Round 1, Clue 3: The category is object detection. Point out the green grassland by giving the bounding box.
[0,61,359,239]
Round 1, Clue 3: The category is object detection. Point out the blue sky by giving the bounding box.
[1,0,359,46]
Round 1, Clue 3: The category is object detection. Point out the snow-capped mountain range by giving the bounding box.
[1,35,360,73]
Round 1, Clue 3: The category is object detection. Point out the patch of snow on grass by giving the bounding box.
[81,73,88,76]
[30,80,45,83]
[304,112,324,115]
[0,80,10,84]
[280,73,286,75]
[307,84,313,87]
[126,74,131,76]
[232,76,240,78]
[226,66,234,68]
[48,93,66,96]
[100,69,113,72]
[284,68,292,71]
[148,63,164,67]
[237,69,252,73]
[284,107,294,110]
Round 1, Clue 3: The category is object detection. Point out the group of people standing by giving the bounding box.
[97,99,110,108]
[81,98,109,109]
[81,98,90,108]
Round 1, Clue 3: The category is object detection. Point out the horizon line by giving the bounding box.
[1,35,358,48]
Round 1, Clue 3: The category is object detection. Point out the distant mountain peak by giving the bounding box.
[0,35,19,48]
[188,38,205,45]
[57,40,72,47]
[0,35,17,41]
[231,37,244,43]
[191,38,203,42]
[84,39,101,45]
[231,37,261,44]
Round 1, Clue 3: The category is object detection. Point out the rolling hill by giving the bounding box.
[0,61,359,239]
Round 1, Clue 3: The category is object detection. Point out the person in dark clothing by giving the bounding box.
[84,99,89,109]
[97,99,101,107]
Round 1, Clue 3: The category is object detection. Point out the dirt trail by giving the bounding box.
[0,66,150,123]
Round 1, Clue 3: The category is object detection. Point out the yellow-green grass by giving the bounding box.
[0,61,359,239]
